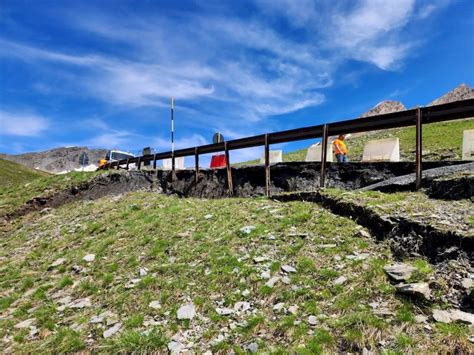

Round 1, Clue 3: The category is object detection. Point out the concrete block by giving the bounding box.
[362,138,400,162]
[260,150,283,164]
[162,157,185,170]
[462,129,474,160]
[305,143,334,162]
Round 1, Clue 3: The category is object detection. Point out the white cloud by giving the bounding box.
[0,110,49,136]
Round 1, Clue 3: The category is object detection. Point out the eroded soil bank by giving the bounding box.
[159,161,469,198]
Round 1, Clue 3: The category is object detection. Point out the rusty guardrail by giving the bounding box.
[103,98,474,196]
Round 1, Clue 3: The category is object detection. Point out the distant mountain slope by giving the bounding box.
[359,100,406,118]
[0,147,106,174]
[429,83,474,106]
[0,158,49,188]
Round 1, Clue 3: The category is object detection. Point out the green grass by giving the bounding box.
[0,170,103,215]
[1,181,472,352]
[0,158,49,189]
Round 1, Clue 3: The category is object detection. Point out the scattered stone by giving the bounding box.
[204,214,213,220]
[177,303,196,320]
[14,318,35,329]
[265,276,280,288]
[240,226,256,234]
[103,322,122,338]
[415,315,428,323]
[396,283,431,300]
[384,263,416,281]
[346,253,369,261]
[216,307,234,316]
[308,315,318,325]
[69,298,92,309]
[139,267,148,277]
[281,276,291,284]
[268,234,276,240]
[50,258,66,268]
[246,342,259,353]
[149,301,161,310]
[260,270,271,279]
[281,265,297,273]
[288,305,298,315]
[273,303,285,311]
[333,276,347,285]
[234,301,251,312]
[358,230,371,238]
[83,254,95,262]
[242,289,250,297]
[253,256,268,263]
[168,341,185,353]
[316,244,337,249]
[461,278,473,290]
[432,309,474,325]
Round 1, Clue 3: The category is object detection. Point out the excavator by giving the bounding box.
[98,150,135,169]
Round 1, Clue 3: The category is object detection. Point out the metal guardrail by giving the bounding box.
[103,98,474,195]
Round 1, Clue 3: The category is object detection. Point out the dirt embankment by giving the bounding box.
[5,171,159,221]
[159,161,467,198]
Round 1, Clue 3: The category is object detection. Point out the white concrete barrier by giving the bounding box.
[305,143,334,162]
[260,150,283,164]
[162,157,185,170]
[462,129,474,160]
[362,138,400,162]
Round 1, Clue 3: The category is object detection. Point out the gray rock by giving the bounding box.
[308,315,318,325]
[83,254,95,262]
[168,341,185,353]
[177,303,196,320]
[384,263,416,281]
[265,276,280,288]
[234,301,251,312]
[103,322,122,338]
[242,289,250,297]
[288,305,298,315]
[216,307,234,316]
[69,298,92,309]
[14,318,35,329]
[333,276,347,285]
[149,301,161,309]
[139,267,148,277]
[273,302,285,311]
[461,278,473,290]
[396,283,431,300]
[50,258,66,268]
[281,265,297,273]
[415,314,428,323]
[240,226,256,234]
[433,309,474,325]
[260,270,271,279]
[246,342,259,353]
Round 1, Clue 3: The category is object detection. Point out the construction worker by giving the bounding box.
[333,134,349,163]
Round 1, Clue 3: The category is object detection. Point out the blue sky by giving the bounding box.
[1,0,473,162]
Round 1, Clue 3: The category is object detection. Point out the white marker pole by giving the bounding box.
[171,97,175,178]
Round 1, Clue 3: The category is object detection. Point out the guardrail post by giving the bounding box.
[416,108,423,190]
[171,153,176,181]
[225,142,233,196]
[320,124,329,188]
[126,159,130,170]
[194,147,199,184]
[153,154,157,170]
[137,157,141,170]
[264,134,271,197]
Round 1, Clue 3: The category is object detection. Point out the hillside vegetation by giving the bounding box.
[0,159,49,189]
[1,173,472,353]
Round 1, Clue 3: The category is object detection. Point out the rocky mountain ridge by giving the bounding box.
[0,147,106,174]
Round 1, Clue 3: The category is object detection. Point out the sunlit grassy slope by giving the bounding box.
[1,179,472,352]
[0,158,49,189]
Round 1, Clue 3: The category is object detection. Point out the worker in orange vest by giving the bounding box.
[333,134,349,163]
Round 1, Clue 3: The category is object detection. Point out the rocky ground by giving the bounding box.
[1,169,473,353]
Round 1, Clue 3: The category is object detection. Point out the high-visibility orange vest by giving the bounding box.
[333,138,348,155]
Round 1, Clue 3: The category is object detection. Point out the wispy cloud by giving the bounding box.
[0,110,49,137]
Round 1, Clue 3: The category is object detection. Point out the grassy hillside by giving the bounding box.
[0,177,471,352]
[0,170,103,216]
[0,158,49,189]
[237,118,473,165]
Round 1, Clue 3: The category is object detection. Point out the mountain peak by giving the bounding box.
[428,83,474,106]
[359,100,406,118]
